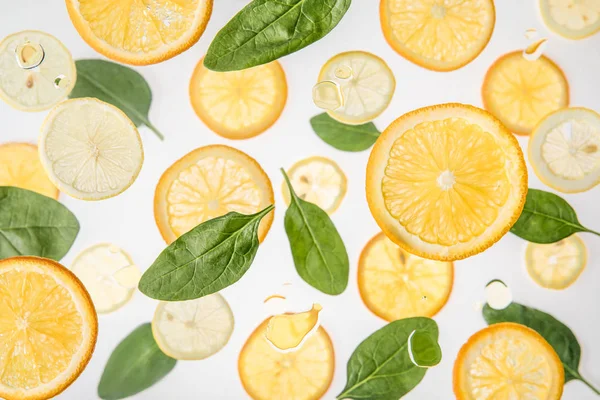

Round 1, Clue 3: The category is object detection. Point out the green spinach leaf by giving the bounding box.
[338,317,440,400]
[0,186,79,261]
[310,113,380,152]
[98,323,176,400]
[139,205,274,301]
[70,59,164,140]
[281,169,348,295]
[204,0,352,71]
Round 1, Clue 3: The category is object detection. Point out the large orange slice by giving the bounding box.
[0,143,58,199]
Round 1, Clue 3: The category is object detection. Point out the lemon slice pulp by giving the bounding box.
[540,0,600,39]
[0,143,58,199]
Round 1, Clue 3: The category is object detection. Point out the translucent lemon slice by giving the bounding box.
[71,243,141,314]
[525,235,587,290]
[239,319,334,400]
[482,51,569,135]
[380,0,495,71]
[358,233,453,321]
[317,51,395,125]
[529,107,600,193]
[540,0,600,40]
[190,59,287,139]
[366,103,528,261]
[282,156,347,214]
[38,98,144,200]
[454,323,564,400]
[0,143,58,199]
[0,256,97,400]
[0,30,75,111]
[152,293,234,360]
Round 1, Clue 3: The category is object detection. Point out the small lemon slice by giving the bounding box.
[38,98,144,201]
[358,233,453,321]
[380,0,495,71]
[239,319,334,400]
[482,51,569,135]
[282,156,347,214]
[155,145,274,244]
[0,143,58,199]
[71,244,141,314]
[529,107,600,193]
[317,51,395,125]
[152,293,234,360]
[190,59,287,139]
[0,31,76,111]
[525,235,587,290]
[540,0,600,40]
[454,323,564,400]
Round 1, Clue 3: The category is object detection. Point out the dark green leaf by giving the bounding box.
[281,169,348,295]
[98,323,176,400]
[337,317,440,400]
[0,186,79,261]
[310,113,380,152]
[204,0,352,71]
[139,205,274,301]
[70,59,163,140]
[409,331,441,368]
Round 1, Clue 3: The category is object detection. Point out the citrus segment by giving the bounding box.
[454,323,564,400]
[358,233,453,321]
[0,143,58,199]
[0,256,97,400]
[66,0,213,65]
[190,59,287,139]
[239,319,334,400]
[540,0,600,39]
[155,145,274,244]
[366,103,528,261]
[482,51,569,135]
[380,0,495,71]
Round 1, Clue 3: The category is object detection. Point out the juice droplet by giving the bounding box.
[523,38,548,61]
[265,303,322,352]
[407,330,442,368]
[54,74,70,90]
[312,81,343,111]
[524,28,538,39]
[334,65,353,80]
[15,41,45,69]
[263,294,286,303]
[282,282,292,286]
[485,279,512,310]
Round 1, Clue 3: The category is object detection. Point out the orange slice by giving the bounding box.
[540,0,600,40]
[0,143,58,199]
[155,145,274,244]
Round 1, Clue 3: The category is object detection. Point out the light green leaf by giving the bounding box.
[310,113,380,152]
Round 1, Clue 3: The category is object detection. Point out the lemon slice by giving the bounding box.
[66,0,213,65]
[317,51,395,125]
[358,232,453,321]
[189,59,287,139]
[366,103,528,261]
[282,156,347,214]
[454,323,564,400]
[525,235,587,290]
[0,256,97,400]
[38,98,144,201]
[0,143,58,199]
[540,0,600,39]
[155,145,274,244]
[380,0,495,71]
[529,107,600,193]
[239,319,334,400]
[71,244,141,314]
[152,293,234,360]
[0,31,75,111]
[482,51,569,135]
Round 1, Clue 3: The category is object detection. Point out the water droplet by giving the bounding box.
[312,81,343,111]
[334,65,353,80]
[15,41,45,69]
[524,28,538,39]
[523,38,548,61]
[485,279,512,310]
[54,74,70,90]
[408,330,442,368]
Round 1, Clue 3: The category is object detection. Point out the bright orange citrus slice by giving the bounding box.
[0,143,58,199]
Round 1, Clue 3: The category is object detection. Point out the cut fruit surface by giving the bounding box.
[71,243,141,314]
[380,0,495,71]
[317,51,395,125]
[0,143,58,199]
[540,0,600,39]
[282,157,347,214]
[525,235,587,290]
[0,31,75,111]
[0,256,97,400]
[152,293,234,360]
[482,51,569,135]
[155,145,274,244]
[529,107,600,193]
[38,98,144,201]
[190,59,287,139]
[358,232,453,321]
[66,0,213,65]
[239,319,334,400]
[366,103,528,261]
[454,322,564,400]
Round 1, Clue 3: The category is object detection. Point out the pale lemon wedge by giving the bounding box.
[0,143,58,199]
[540,0,600,39]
